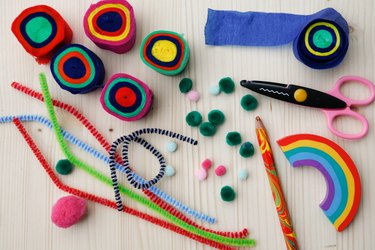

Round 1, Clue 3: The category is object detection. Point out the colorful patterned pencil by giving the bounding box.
[255,116,299,250]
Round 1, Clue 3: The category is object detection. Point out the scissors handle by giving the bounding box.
[323,108,369,140]
[328,76,375,106]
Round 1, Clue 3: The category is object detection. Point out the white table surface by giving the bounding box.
[1,0,374,249]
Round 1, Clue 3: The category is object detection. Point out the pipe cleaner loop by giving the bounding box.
[11,5,72,64]
[109,128,198,211]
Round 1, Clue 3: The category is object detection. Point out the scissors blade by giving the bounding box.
[240,80,347,109]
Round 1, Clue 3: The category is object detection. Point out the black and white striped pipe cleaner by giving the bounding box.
[109,128,198,211]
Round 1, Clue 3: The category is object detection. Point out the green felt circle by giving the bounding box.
[25,16,52,44]
[56,159,73,175]
[53,47,95,88]
[219,77,235,94]
[199,122,216,136]
[239,142,255,158]
[226,131,242,146]
[240,94,258,111]
[179,78,193,93]
[104,78,147,118]
[208,110,225,125]
[313,29,333,49]
[220,186,236,202]
[185,111,202,127]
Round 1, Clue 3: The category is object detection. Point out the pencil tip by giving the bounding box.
[255,116,261,121]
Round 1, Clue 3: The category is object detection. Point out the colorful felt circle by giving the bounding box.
[83,0,136,53]
[140,30,190,76]
[100,73,153,121]
[50,44,105,94]
[11,5,72,64]
[294,19,349,69]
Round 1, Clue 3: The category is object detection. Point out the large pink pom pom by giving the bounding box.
[51,196,87,228]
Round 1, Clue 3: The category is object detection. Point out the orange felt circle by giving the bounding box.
[57,51,92,84]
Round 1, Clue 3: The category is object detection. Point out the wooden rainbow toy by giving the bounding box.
[11,5,72,64]
[83,0,136,53]
[277,134,361,232]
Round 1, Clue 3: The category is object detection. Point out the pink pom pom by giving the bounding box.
[195,168,207,181]
[51,196,87,228]
[201,158,212,170]
[215,165,227,176]
[187,90,200,102]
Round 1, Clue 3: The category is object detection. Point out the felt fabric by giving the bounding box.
[205,8,349,69]
[11,5,72,64]
[100,73,153,121]
[140,30,190,75]
[51,196,87,228]
[83,0,136,53]
[50,44,105,94]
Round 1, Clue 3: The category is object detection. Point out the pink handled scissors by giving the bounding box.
[241,76,375,139]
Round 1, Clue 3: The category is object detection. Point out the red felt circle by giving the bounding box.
[114,87,137,107]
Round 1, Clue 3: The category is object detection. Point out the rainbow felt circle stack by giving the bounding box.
[100,73,153,121]
[140,30,190,75]
[11,5,72,64]
[50,44,105,94]
[83,0,136,53]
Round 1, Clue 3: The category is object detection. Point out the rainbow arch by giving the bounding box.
[277,134,361,232]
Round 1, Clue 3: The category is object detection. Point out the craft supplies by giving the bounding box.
[50,44,105,94]
[220,186,236,202]
[209,85,221,96]
[9,82,217,224]
[187,90,201,102]
[195,168,208,181]
[140,30,190,75]
[201,158,212,170]
[278,134,361,232]
[199,122,216,136]
[11,119,253,249]
[166,141,178,152]
[205,8,349,69]
[83,0,136,53]
[100,73,153,121]
[219,77,235,94]
[255,116,299,250]
[238,169,249,181]
[226,132,242,146]
[11,5,72,64]
[51,196,87,228]
[208,110,225,125]
[179,78,193,93]
[165,165,176,177]
[186,111,203,127]
[240,94,258,111]
[37,74,255,247]
[215,165,227,176]
[242,76,375,139]
[239,142,255,158]
[56,159,73,175]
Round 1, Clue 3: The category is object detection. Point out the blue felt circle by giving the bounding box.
[20,12,57,48]
[108,80,143,113]
[63,57,87,79]
[97,11,123,32]
[146,35,182,68]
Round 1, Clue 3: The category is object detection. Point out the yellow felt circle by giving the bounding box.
[151,40,177,62]
[294,88,308,102]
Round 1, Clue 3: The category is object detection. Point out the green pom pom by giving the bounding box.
[179,78,193,93]
[185,111,202,127]
[199,122,216,136]
[220,186,236,202]
[241,94,258,111]
[239,142,255,158]
[226,132,242,146]
[208,110,225,125]
[219,77,235,94]
[56,159,73,175]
